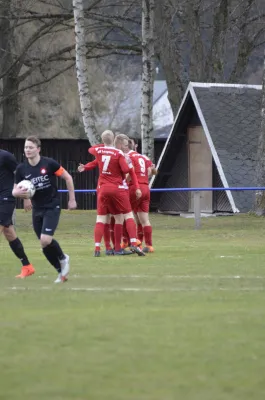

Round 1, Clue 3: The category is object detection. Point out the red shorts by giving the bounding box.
[129,184,150,213]
[97,185,132,215]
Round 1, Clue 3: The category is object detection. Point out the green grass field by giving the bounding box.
[1,210,265,400]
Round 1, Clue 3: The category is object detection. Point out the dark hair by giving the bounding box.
[128,139,134,150]
[26,136,41,148]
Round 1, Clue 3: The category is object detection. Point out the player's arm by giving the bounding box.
[148,164,158,176]
[119,156,141,199]
[55,167,77,210]
[119,156,139,187]
[12,166,30,199]
[12,183,30,199]
[143,157,157,177]
[88,144,104,156]
[78,159,98,172]
[4,152,18,173]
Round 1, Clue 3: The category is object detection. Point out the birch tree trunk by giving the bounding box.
[141,0,155,161]
[73,0,100,145]
[255,49,265,215]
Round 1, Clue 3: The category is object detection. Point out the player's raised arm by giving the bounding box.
[78,159,98,172]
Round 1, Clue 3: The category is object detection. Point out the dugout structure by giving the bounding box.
[150,82,262,214]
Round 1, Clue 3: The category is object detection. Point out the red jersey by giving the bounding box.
[89,145,139,188]
[127,151,153,185]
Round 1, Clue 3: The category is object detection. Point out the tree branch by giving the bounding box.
[0,63,75,105]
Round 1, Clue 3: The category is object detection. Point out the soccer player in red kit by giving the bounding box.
[88,131,145,256]
[123,138,156,253]
[78,158,114,255]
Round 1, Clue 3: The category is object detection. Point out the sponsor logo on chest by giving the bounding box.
[28,167,51,189]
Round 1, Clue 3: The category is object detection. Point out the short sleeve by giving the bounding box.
[48,158,64,176]
[142,155,152,168]
[4,152,18,173]
[88,147,97,156]
[14,164,24,184]
[146,159,153,168]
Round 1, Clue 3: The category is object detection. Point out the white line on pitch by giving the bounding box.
[6,286,265,292]
[37,274,265,279]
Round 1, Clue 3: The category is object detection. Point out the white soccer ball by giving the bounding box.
[17,180,36,198]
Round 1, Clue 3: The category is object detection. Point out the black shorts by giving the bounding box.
[32,206,61,238]
[0,201,15,227]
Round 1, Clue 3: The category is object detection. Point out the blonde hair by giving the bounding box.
[114,133,129,147]
[101,130,114,145]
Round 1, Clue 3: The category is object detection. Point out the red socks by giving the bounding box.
[94,222,105,250]
[114,224,123,251]
[137,224,144,243]
[125,218,137,244]
[103,223,112,250]
[143,225,152,246]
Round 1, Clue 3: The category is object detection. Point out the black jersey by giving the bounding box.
[15,156,63,209]
[0,149,18,202]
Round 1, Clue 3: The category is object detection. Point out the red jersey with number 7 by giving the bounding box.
[127,151,153,185]
[89,145,137,188]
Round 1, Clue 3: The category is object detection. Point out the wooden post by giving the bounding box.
[194,191,201,229]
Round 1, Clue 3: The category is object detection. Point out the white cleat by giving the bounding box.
[60,254,70,281]
[54,273,62,283]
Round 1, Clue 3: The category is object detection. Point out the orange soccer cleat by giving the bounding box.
[15,264,35,278]
[121,241,129,249]
[143,246,154,253]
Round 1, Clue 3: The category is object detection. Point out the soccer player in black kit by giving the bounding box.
[13,136,77,283]
[0,148,35,278]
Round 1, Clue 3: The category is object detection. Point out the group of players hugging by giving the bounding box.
[0,130,156,283]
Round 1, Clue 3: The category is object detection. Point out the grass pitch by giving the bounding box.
[1,211,265,400]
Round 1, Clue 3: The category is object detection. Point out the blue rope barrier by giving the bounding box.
[58,187,265,193]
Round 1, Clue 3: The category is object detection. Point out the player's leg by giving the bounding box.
[123,211,145,256]
[94,214,107,256]
[127,187,143,247]
[118,189,144,256]
[104,214,114,255]
[42,207,69,282]
[137,187,154,253]
[121,221,130,249]
[32,209,61,276]
[94,189,109,256]
[3,226,35,278]
[110,215,115,248]
[111,213,132,255]
[137,212,153,252]
[134,212,143,247]
[0,202,35,278]
[33,207,67,282]
[108,191,131,255]
[97,188,113,255]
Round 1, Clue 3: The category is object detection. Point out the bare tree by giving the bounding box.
[0,0,141,138]
[140,0,155,160]
[155,0,265,115]
[73,0,100,145]
[255,48,265,214]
